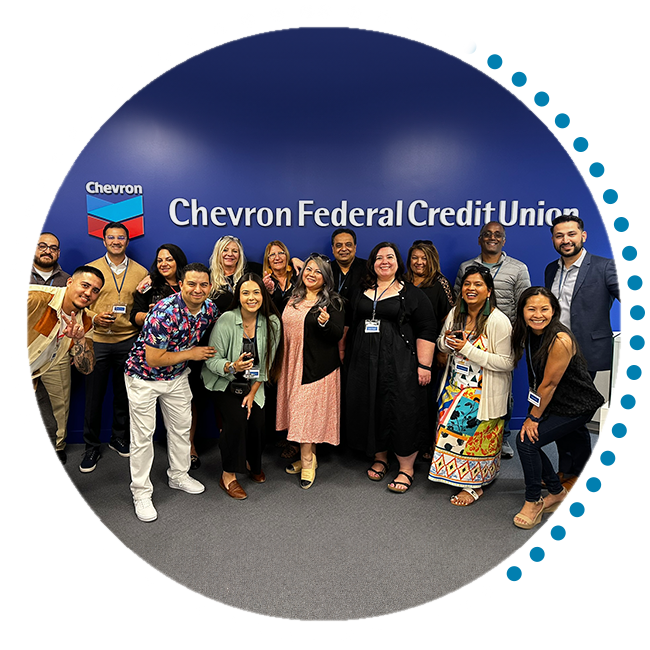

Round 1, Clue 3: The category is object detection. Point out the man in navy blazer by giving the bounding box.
[544,215,619,487]
[544,215,620,375]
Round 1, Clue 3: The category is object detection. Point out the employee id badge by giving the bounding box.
[112,303,127,315]
[527,389,541,407]
[246,366,260,379]
[364,319,380,333]
[455,360,470,374]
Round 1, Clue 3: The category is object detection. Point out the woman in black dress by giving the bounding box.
[511,287,604,529]
[344,242,437,493]
[405,240,455,459]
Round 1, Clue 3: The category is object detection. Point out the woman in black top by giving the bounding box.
[511,287,604,529]
[130,243,187,327]
[261,240,298,314]
[344,242,436,493]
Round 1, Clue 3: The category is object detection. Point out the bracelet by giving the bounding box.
[525,413,542,423]
[418,363,432,371]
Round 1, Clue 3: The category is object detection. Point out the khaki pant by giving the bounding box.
[39,353,72,451]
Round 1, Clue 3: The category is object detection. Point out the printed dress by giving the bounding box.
[428,334,504,488]
[276,300,340,445]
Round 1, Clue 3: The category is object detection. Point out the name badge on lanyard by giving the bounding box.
[365,319,380,333]
[455,359,470,374]
[527,389,541,407]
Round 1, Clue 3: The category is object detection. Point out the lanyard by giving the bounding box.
[491,262,503,280]
[337,271,346,293]
[372,279,395,319]
[109,258,129,299]
[557,263,571,295]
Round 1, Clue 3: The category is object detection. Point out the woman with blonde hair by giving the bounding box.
[262,240,297,314]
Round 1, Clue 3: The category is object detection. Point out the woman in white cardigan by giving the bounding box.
[428,265,514,505]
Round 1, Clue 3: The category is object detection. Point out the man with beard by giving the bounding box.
[28,266,105,464]
[25,232,71,465]
[544,215,619,489]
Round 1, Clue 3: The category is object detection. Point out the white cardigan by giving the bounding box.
[437,307,514,421]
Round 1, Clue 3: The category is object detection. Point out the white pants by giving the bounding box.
[125,370,192,501]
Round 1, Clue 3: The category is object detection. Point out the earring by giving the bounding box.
[482,300,491,316]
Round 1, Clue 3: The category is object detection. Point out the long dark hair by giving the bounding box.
[227,273,284,383]
[451,265,497,337]
[361,242,406,289]
[289,254,344,312]
[149,244,188,289]
[511,286,580,368]
[405,241,441,287]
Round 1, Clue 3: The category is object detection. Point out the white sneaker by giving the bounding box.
[168,474,205,494]
[134,498,158,522]
[501,440,514,459]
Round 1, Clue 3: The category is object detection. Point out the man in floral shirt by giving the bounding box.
[124,263,219,522]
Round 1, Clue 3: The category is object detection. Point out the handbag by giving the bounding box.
[229,379,251,397]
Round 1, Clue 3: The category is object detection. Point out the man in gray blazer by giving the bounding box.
[544,215,619,486]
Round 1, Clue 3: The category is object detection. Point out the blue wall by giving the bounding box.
[42,28,618,440]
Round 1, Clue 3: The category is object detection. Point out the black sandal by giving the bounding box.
[387,471,414,493]
[367,459,389,481]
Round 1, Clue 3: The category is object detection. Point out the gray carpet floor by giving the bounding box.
[62,433,598,620]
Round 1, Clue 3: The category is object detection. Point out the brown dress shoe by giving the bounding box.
[219,477,248,500]
[562,476,589,497]
[249,470,266,483]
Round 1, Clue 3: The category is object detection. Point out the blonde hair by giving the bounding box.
[262,240,293,278]
[209,235,246,296]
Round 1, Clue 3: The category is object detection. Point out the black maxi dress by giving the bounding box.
[345,283,437,458]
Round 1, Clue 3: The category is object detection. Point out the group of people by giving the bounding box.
[28,215,619,528]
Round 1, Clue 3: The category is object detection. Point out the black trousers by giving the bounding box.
[214,388,265,474]
[83,335,137,449]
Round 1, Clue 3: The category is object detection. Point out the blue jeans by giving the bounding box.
[516,412,594,502]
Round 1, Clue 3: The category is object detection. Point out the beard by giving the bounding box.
[34,254,57,270]
[557,241,584,258]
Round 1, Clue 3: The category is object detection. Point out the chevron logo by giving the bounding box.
[86,194,145,239]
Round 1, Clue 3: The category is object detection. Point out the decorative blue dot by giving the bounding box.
[630,306,645,320]
[614,217,629,232]
[463,41,478,54]
[529,547,545,562]
[621,394,636,409]
[603,189,618,204]
[630,335,645,350]
[507,566,522,581]
[622,246,638,261]
[488,54,503,69]
[600,451,615,466]
[627,365,642,380]
[534,92,549,106]
[628,276,642,290]
[573,137,589,152]
[511,72,527,87]
[586,477,602,492]
[555,113,570,128]
[612,423,627,438]
[551,526,566,540]
[589,162,605,177]
[570,502,585,517]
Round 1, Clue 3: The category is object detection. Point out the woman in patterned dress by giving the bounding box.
[276,254,345,489]
[429,265,514,505]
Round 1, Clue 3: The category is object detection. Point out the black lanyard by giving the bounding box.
[109,258,129,299]
[372,280,395,319]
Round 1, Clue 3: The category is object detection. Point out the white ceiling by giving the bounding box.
[27,41,622,113]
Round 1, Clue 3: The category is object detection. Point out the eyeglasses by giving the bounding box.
[479,231,504,241]
[268,251,287,259]
[105,235,127,241]
[37,242,59,252]
[309,252,330,261]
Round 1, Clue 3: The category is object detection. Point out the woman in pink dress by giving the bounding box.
[276,253,345,489]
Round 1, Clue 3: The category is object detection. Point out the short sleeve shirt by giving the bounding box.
[125,294,219,381]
